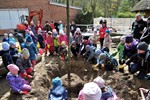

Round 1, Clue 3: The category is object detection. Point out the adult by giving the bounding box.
[36,21,43,33]
[70,21,77,36]
[122,35,138,63]
[126,42,150,79]
[44,21,52,32]
[58,21,63,31]
[99,20,108,48]
[132,13,147,40]
[54,20,59,32]
[140,16,150,44]
[30,21,37,36]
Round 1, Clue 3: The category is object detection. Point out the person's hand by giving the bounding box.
[140,88,149,93]
[19,91,24,94]
[122,59,125,64]
[23,72,27,76]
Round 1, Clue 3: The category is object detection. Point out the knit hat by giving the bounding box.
[9,33,13,37]
[85,45,91,51]
[52,77,62,87]
[7,64,19,75]
[26,36,32,42]
[93,77,105,88]
[95,50,102,57]
[120,36,126,44]
[53,33,57,37]
[76,28,81,32]
[4,33,8,36]
[148,16,150,20]
[52,29,57,33]
[2,42,10,51]
[82,82,102,100]
[137,42,148,51]
[105,30,110,34]
[22,48,30,59]
[71,41,76,45]
[38,28,42,33]
[83,36,89,40]
[125,35,133,43]
[48,31,52,34]
[9,41,16,47]
[99,53,106,61]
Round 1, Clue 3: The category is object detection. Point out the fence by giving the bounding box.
[94,18,136,34]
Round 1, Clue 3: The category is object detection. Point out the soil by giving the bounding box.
[0,54,149,100]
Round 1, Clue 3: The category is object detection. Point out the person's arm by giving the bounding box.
[8,77,21,93]
[32,44,38,54]
[16,58,25,73]
[88,51,94,61]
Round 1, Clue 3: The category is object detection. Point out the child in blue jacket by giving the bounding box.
[24,36,38,68]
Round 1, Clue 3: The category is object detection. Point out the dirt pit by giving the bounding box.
[0,55,149,100]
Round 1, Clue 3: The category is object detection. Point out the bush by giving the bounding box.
[74,11,93,24]
[117,12,136,18]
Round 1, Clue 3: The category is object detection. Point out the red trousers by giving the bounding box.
[19,67,33,78]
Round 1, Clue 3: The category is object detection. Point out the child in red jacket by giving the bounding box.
[46,31,54,56]
[99,20,108,48]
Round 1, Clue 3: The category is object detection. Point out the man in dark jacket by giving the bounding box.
[126,42,150,79]
[70,21,77,36]
[140,16,150,44]
[44,21,52,32]
[132,14,147,40]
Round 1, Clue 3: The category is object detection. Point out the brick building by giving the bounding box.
[0,0,81,34]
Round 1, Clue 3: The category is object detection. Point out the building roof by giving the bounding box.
[132,0,150,12]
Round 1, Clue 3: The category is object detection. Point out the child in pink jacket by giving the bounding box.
[46,31,54,55]
[58,29,68,46]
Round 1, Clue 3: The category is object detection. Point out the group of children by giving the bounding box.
[2,20,69,95]
[1,19,150,100]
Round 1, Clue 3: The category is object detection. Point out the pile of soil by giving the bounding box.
[0,55,149,100]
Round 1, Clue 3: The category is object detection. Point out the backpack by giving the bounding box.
[49,86,68,100]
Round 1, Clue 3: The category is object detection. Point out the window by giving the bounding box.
[0,8,29,30]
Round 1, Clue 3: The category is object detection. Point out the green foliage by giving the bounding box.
[117,12,136,18]
[74,11,93,24]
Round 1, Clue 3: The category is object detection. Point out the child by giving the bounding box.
[93,52,118,71]
[9,41,19,64]
[103,30,112,49]
[0,42,14,70]
[6,64,31,94]
[99,20,108,48]
[53,30,59,55]
[122,35,138,63]
[111,36,125,72]
[111,36,125,64]
[58,29,68,46]
[89,28,98,47]
[48,77,68,100]
[16,48,33,79]
[71,41,79,59]
[93,77,119,100]
[83,45,96,63]
[78,82,102,100]
[25,36,38,68]
[58,41,68,61]
[9,33,16,43]
[46,31,54,56]
[2,33,9,43]
[80,36,92,55]
[37,28,45,49]
[140,88,150,100]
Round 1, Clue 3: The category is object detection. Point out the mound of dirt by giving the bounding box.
[0,55,150,100]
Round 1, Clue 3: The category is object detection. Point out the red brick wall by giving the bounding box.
[0,0,80,34]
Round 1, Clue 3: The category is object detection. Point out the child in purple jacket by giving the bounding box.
[6,64,31,94]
